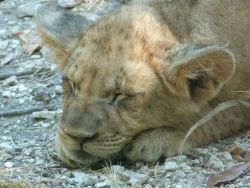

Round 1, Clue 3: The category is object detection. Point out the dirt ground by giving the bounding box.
[0,0,249,187]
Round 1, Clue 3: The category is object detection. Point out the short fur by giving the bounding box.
[36,0,250,167]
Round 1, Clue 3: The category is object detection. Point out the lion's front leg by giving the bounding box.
[124,127,192,162]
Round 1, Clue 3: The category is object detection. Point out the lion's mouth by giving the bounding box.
[56,125,131,167]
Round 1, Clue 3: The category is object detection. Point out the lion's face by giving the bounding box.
[37,4,235,167]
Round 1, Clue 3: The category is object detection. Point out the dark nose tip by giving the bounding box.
[79,133,98,144]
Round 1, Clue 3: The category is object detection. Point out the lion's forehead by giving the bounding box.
[65,46,160,99]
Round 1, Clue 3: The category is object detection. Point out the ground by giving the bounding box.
[0,0,249,187]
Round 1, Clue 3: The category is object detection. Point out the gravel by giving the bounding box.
[0,0,249,187]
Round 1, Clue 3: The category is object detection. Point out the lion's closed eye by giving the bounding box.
[108,93,122,106]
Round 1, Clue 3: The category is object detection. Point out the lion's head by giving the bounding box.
[37,3,235,167]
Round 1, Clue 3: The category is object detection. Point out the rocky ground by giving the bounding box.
[0,0,249,187]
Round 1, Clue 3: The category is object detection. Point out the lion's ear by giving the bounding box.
[163,43,235,104]
[36,3,90,68]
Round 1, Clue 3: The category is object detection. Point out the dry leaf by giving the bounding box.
[15,30,41,55]
[228,144,247,161]
[207,162,249,187]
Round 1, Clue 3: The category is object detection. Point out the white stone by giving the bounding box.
[72,171,88,184]
[32,110,57,120]
[0,142,14,151]
[0,40,9,50]
[164,161,178,170]
[3,76,18,86]
[17,3,40,17]
[144,184,153,188]
[175,170,186,178]
[41,123,50,128]
[220,151,233,161]
[207,155,224,170]
[17,84,28,92]
[129,173,148,186]
[95,181,110,188]
[2,90,12,98]
[55,85,63,95]
[57,0,82,8]
[111,165,125,172]
[4,161,13,168]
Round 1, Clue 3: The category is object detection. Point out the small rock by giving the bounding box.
[190,159,200,165]
[0,40,9,50]
[174,170,186,178]
[0,142,14,151]
[3,76,18,86]
[2,136,8,141]
[207,155,224,170]
[32,110,57,120]
[110,165,125,172]
[57,0,82,8]
[129,173,148,186]
[55,85,63,95]
[2,90,12,98]
[17,3,40,17]
[41,122,50,128]
[144,184,153,188]
[163,161,178,170]
[219,151,233,161]
[72,171,88,184]
[95,181,110,188]
[23,148,33,156]
[33,86,52,102]
[16,84,28,92]
[4,161,13,168]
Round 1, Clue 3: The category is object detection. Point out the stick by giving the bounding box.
[0,69,35,80]
[0,106,56,117]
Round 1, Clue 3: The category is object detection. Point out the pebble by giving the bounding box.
[144,184,153,188]
[129,173,148,186]
[174,170,186,178]
[0,142,14,151]
[23,148,33,156]
[55,85,63,95]
[41,122,51,128]
[2,90,13,98]
[3,76,18,86]
[95,181,110,188]
[110,165,125,172]
[17,2,40,17]
[0,40,9,50]
[163,161,178,170]
[72,171,89,184]
[33,86,52,102]
[219,151,233,161]
[57,0,82,8]
[4,161,13,168]
[207,155,224,170]
[32,110,57,120]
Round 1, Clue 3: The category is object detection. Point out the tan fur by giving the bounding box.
[37,0,250,167]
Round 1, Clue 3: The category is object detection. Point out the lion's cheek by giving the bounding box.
[57,127,81,150]
[55,134,80,168]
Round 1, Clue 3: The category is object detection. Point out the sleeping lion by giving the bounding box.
[36,0,250,167]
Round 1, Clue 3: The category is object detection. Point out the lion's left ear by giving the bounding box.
[162,43,235,104]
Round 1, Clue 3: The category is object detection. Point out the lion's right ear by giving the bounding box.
[36,3,90,68]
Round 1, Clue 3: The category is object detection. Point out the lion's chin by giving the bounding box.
[56,140,103,168]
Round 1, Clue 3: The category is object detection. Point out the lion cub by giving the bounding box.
[37,0,250,167]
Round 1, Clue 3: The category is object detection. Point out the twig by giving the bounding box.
[0,106,56,117]
[0,69,35,80]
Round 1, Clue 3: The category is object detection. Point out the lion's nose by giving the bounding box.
[61,109,102,136]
